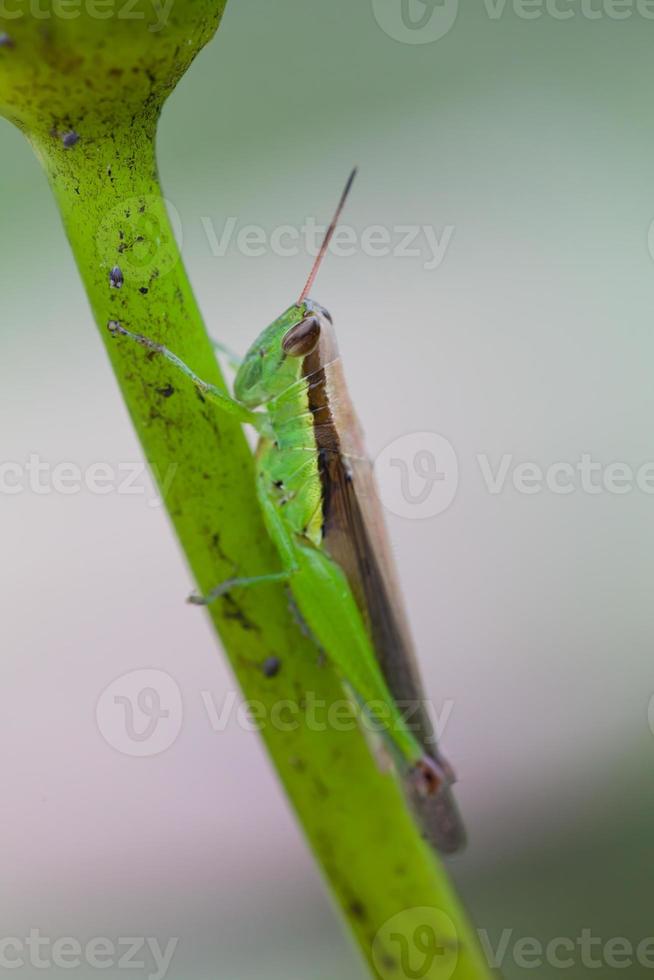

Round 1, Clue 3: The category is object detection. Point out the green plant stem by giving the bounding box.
[1,15,494,976]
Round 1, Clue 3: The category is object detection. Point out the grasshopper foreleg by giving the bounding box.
[188,571,292,606]
[107,320,261,427]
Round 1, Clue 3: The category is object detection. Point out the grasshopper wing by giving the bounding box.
[315,359,466,854]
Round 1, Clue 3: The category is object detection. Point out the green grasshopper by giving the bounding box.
[108,171,465,854]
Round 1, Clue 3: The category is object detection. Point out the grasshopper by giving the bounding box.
[108,171,465,853]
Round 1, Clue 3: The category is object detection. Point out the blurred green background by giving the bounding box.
[1,0,654,977]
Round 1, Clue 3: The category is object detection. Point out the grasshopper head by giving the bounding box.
[233,300,332,407]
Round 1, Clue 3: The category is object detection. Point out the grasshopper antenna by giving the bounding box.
[298,167,358,305]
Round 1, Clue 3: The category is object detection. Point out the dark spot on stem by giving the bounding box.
[222,596,258,632]
[156,384,175,398]
[139,287,149,295]
[110,265,124,289]
[209,532,229,563]
[261,656,281,678]
[312,778,329,799]
[61,130,80,149]
[349,901,367,922]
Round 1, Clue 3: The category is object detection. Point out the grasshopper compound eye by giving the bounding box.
[282,316,321,357]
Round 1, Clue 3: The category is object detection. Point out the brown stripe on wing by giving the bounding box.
[320,440,465,854]
[302,334,466,854]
